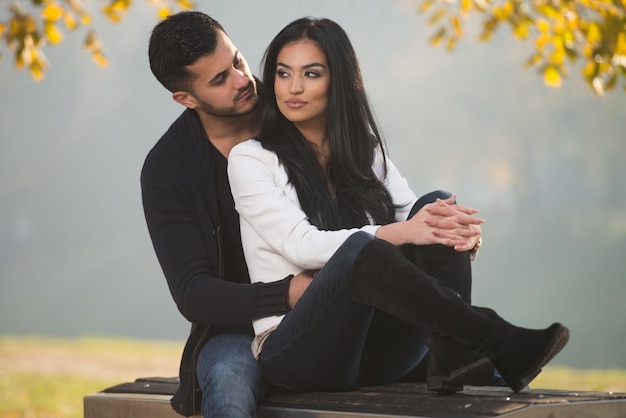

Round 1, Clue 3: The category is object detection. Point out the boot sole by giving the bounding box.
[427,357,494,395]
[508,323,570,393]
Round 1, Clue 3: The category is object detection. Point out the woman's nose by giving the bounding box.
[289,76,304,94]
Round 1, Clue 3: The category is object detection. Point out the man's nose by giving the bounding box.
[232,68,249,89]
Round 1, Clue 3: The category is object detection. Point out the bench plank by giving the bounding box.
[84,377,626,418]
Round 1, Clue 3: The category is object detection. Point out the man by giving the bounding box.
[142,11,313,417]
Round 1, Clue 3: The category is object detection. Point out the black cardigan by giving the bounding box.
[141,108,291,416]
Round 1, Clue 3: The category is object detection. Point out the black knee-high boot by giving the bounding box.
[351,239,569,393]
[412,244,494,393]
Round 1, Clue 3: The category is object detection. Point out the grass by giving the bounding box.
[1,335,625,418]
[0,335,183,418]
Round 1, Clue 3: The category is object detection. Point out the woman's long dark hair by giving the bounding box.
[259,17,396,230]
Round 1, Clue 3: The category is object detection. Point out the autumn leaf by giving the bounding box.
[544,65,562,87]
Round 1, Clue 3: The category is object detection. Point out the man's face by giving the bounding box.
[182,30,258,117]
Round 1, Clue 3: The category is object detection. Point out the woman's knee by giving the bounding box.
[409,190,454,219]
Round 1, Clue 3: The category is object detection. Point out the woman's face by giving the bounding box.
[274,39,330,136]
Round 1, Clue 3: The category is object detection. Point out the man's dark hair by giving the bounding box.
[148,11,226,92]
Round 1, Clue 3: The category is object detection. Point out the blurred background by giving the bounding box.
[1,0,625,370]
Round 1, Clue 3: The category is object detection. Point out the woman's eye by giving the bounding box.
[276,70,289,78]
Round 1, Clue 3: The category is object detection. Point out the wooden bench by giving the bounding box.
[84,377,626,417]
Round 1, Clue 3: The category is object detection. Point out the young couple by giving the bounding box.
[143,11,569,418]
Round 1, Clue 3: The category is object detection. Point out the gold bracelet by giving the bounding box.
[469,237,482,254]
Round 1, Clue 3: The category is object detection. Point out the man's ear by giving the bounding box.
[172,91,197,109]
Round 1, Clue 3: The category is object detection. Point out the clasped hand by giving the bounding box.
[410,195,483,252]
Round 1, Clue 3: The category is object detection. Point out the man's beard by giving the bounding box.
[197,82,259,118]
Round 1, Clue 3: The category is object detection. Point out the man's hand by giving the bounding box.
[287,270,316,309]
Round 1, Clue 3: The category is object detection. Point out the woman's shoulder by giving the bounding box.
[231,138,262,154]
[230,139,279,165]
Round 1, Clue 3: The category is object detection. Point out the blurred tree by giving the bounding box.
[0,0,192,81]
[2,0,624,94]
[404,0,626,95]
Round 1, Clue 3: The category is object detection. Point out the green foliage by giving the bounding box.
[0,0,194,81]
[405,0,626,95]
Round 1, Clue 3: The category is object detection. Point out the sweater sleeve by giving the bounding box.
[373,148,418,221]
[228,140,380,274]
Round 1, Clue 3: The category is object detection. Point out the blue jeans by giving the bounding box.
[196,325,266,417]
[258,231,429,392]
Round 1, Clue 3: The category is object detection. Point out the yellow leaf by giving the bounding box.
[536,18,550,34]
[513,21,530,39]
[554,15,568,35]
[157,7,172,20]
[582,60,597,79]
[550,38,566,65]
[428,8,446,25]
[616,32,626,56]
[543,65,562,87]
[15,50,26,69]
[64,12,78,30]
[84,30,102,52]
[29,55,48,81]
[419,0,434,14]
[92,50,109,68]
[460,0,472,15]
[446,36,457,51]
[0,22,6,36]
[429,27,446,46]
[523,52,543,69]
[479,17,498,42]
[109,0,130,13]
[451,15,463,37]
[176,0,195,9]
[493,2,513,20]
[80,13,92,25]
[535,34,550,50]
[41,1,64,22]
[44,21,63,45]
[587,22,601,44]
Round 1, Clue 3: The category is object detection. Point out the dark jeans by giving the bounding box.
[259,190,465,392]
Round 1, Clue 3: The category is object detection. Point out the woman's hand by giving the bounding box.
[423,195,483,251]
[376,195,483,250]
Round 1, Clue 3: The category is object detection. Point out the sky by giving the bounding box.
[1,0,625,368]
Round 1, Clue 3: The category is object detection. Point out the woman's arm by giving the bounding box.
[228,140,379,271]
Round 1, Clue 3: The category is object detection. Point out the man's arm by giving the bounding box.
[140,148,291,325]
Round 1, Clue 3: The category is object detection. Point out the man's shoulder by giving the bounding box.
[141,109,205,182]
[144,109,203,161]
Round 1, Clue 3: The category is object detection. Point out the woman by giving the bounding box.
[228,17,568,394]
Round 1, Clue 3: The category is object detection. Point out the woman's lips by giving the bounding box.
[285,98,306,109]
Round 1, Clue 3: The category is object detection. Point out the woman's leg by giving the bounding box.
[258,231,426,392]
[350,237,569,393]
[359,310,428,385]
[403,190,493,393]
